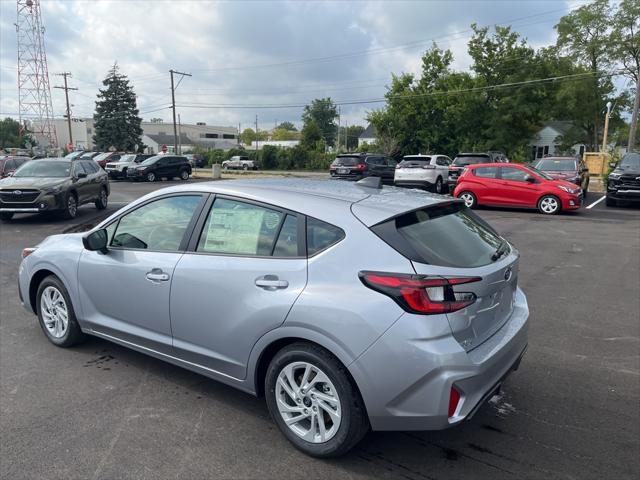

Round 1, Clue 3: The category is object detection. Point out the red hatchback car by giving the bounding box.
[454,163,583,215]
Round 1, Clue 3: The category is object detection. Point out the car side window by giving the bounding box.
[500,167,529,182]
[436,157,448,166]
[5,159,16,170]
[366,157,382,165]
[307,217,345,256]
[474,167,499,178]
[197,198,286,256]
[272,214,299,257]
[111,195,202,251]
[72,162,87,176]
[81,161,98,174]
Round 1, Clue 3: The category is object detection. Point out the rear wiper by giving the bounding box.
[491,240,509,262]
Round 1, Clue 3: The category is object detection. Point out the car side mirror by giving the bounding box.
[83,228,108,254]
[609,162,617,169]
[524,174,536,183]
[76,172,88,179]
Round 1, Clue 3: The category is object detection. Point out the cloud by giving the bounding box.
[1,0,580,129]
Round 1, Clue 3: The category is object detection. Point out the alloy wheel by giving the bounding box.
[460,192,475,208]
[540,196,559,214]
[40,286,69,338]
[147,172,156,182]
[435,178,443,194]
[275,361,342,443]
[67,196,77,217]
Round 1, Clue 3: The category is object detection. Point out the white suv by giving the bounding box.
[394,154,451,194]
[222,155,258,170]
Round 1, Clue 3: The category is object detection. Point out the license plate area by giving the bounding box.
[337,168,349,174]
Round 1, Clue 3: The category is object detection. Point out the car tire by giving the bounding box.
[433,176,444,194]
[62,192,78,219]
[243,164,249,171]
[458,191,477,208]
[146,172,156,182]
[0,212,14,222]
[122,167,128,178]
[605,195,617,207]
[537,194,561,215]
[95,187,108,210]
[36,275,86,348]
[180,169,189,181]
[265,342,369,458]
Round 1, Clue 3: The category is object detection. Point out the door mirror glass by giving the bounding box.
[524,174,536,183]
[83,228,108,253]
[76,171,88,178]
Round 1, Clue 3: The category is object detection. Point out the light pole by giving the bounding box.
[602,101,612,153]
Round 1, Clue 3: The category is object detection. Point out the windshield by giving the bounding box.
[13,160,71,178]
[525,165,554,180]
[533,158,577,171]
[93,152,112,161]
[140,155,161,166]
[332,156,361,166]
[119,154,136,163]
[620,152,640,169]
[452,155,489,166]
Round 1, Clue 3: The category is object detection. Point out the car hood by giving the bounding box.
[612,166,640,175]
[549,178,581,190]
[0,176,68,189]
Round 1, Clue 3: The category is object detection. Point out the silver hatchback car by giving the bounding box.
[18,179,528,457]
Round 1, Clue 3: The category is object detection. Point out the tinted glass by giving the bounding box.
[533,158,577,171]
[72,162,88,176]
[399,157,431,167]
[474,167,499,178]
[83,161,100,173]
[381,203,503,268]
[273,215,299,257]
[620,152,640,168]
[307,217,345,256]
[452,155,490,166]
[140,155,161,166]
[112,196,201,251]
[4,159,16,170]
[332,156,360,166]
[197,198,285,256]
[93,152,111,162]
[501,167,529,181]
[119,154,137,163]
[436,157,449,166]
[13,160,71,178]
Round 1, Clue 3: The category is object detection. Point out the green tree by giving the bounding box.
[612,0,640,83]
[276,121,297,131]
[302,98,338,146]
[555,0,613,149]
[0,118,34,149]
[300,119,323,150]
[240,128,256,145]
[271,128,300,141]
[93,64,143,151]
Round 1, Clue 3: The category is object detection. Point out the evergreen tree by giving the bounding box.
[93,64,143,151]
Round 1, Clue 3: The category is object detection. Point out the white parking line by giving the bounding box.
[586,195,606,209]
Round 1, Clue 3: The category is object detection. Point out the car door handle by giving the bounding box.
[255,275,289,290]
[146,268,170,282]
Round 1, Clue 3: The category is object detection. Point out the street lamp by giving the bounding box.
[602,101,612,153]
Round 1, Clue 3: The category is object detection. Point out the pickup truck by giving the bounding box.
[222,156,258,170]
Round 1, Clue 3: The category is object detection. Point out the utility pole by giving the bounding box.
[629,74,639,152]
[178,114,182,155]
[170,69,192,154]
[54,72,78,147]
[255,114,259,160]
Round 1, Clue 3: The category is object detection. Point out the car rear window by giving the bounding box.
[452,155,490,166]
[400,157,431,167]
[307,217,345,256]
[332,156,361,166]
[371,202,504,267]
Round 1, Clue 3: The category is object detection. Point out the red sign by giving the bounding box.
[161,144,168,153]
[67,143,74,152]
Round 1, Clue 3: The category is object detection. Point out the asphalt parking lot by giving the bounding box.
[1,179,638,480]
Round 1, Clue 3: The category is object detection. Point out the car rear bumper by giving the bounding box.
[349,287,529,431]
[394,178,436,188]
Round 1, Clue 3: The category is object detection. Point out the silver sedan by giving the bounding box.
[18,178,528,457]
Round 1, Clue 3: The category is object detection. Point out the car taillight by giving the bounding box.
[22,247,37,259]
[354,163,366,171]
[422,165,436,169]
[359,272,480,314]
[448,386,461,417]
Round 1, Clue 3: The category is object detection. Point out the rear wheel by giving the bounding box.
[95,187,108,210]
[0,212,14,222]
[433,176,444,194]
[36,275,85,347]
[265,343,369,457]
[243,164,249,171]
[180,169,189,180]
[458,191,477,208]
[537,195,561,215]
[146,172,156,182]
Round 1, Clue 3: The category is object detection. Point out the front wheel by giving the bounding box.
[36,275,85,347]
[62,193,78,219]
[458,191,477,208]
[243,164,249,171]
[95,187,108,210]
[146,172,156,182]
[537,195,561,215]
[180,169,189,181]
[433,176,444,194]
[265,343,369,458]
[0,212,13,222]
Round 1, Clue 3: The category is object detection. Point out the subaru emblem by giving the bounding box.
[504,267,512,281]
[13,190,22,195]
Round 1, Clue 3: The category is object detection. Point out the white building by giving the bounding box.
[358,124,376,147]
[250,140,300,149]
[529,121,586,160]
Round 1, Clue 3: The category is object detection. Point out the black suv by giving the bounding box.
[0,158,109,221]
[329,153,396,183]
[606,152,640,207]
[448,152,503,190]
[126,155,192,182]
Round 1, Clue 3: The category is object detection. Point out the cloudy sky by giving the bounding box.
[0,0,595,130]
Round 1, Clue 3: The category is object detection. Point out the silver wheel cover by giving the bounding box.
[460,193,474,207]
[540,197,558,213]
[40,286,69,338]
[67,196,77,216]
[275,361,342,443]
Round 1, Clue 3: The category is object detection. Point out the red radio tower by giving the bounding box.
[16,0,57,148]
